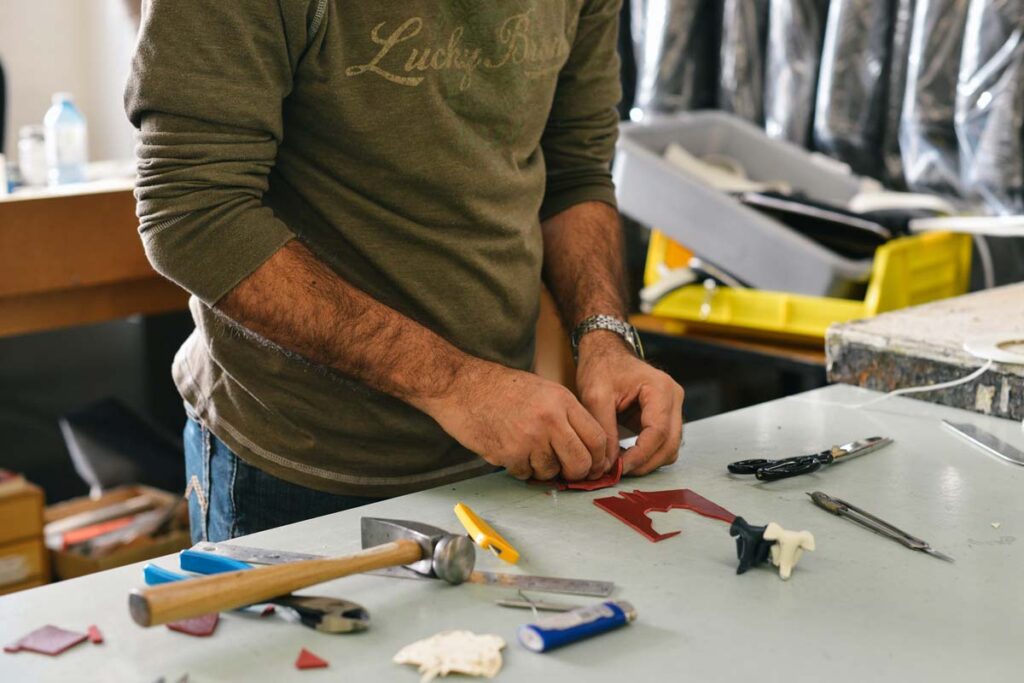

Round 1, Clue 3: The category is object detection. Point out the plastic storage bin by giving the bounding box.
[614,111,872,297]
[643,229,972,342]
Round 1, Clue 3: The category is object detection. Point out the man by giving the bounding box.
[126,0,684,543]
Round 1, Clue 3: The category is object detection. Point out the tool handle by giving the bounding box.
[727,459,771,474]
[129,539,423,627]
[179,548,252,575]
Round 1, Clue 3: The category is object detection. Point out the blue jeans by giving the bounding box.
[183,416,379,543]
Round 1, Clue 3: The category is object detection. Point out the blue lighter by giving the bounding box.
[517,600,637,652]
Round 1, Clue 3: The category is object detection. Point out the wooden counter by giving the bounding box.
[0,182,187,338]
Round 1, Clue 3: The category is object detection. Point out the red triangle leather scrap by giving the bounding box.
[296,647,328,669]
[593,488,736,542]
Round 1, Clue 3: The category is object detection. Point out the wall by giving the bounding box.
[0,0,137,160]
[0,1,189,503]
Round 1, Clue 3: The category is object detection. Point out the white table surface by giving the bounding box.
[2,384,1022,682]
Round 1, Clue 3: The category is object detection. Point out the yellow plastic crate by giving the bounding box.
[643,230,972,342]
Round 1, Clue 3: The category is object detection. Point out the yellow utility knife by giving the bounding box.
[454,503,521,564]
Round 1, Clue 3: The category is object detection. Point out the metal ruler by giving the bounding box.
[192,542,615,598]
[942,420,1024,467]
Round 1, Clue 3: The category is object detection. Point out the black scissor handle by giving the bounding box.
[727,459,771,475]
[755,455,824,481]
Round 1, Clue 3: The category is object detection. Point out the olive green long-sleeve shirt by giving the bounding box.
[126,0,621,496]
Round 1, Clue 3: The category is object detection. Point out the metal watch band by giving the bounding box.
[570,315,644,361]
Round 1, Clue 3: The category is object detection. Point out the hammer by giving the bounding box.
[128,518,475,627]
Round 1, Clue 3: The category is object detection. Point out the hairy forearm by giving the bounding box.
[541,201,628,329]
[217,240,473,410]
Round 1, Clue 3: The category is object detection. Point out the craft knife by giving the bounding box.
[807,491,954,563]
[192,542,615,597]
[942,420,1024,467]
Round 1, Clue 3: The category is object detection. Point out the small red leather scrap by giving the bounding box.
[259,605,276,617]
[4,625,88,656]
[87,625,103,644]
[295,647,328,670]
[530,457,623,491]
[594,489,736,542]
[166,613,219,637]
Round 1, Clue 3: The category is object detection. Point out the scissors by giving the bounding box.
[727,437,893,481]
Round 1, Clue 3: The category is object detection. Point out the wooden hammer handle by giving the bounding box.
[129,539,423,626]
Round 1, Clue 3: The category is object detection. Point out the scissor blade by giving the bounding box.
[922,547,955,563]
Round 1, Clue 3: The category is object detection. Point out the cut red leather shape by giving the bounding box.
[530,457,623,491]
[4,625,88,656]
[593,489,736,542]
[166,613,219,637]
[259,605,276,617]
[295,647,328,670]
[87,625,103,644]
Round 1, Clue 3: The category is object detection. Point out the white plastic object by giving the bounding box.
[763,523,815,580]
[44,92,88,186]
[963,335,1024,365]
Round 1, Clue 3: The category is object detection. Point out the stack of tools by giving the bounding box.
[44,485,189,580]
[0,470,49,595]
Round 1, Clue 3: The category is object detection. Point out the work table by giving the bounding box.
[2,384,1022,681]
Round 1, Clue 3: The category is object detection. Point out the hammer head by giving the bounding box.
[361,518,475,585]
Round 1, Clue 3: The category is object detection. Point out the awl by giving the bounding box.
[807,491,954,563]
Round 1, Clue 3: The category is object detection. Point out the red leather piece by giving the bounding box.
[593,489,736,542]
[530,457,624,491]
[295,648,329,669]
[4,625,88,656]
[166,613,219,637]
[87,625,103,644]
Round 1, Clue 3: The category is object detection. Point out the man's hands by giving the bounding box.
[421,334,682,482]
[422,360,610,482]
[575,331,684,476]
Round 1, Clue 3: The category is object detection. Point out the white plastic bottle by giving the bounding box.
[18,125,48,187]
[43,92,88,186]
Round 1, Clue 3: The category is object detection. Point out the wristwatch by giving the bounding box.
[570,315,645,362]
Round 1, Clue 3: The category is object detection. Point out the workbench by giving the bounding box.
[2,384,1022,681]
[828,283,1024,422]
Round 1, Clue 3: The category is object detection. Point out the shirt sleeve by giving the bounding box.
[539,0,623,222]
[125,0,325,305]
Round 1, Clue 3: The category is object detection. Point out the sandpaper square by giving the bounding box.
[166,613,219,637]
[4,625,89,656]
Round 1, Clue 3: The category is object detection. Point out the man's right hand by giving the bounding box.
[422,361,610,482]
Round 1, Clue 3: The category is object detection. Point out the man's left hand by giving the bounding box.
[575,331,685,477]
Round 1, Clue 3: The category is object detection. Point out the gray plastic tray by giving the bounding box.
[614,112,873,297]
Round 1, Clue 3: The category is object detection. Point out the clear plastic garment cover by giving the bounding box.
[630,0,719,118]
[812,0,899,179]
[879,0,917,189]
[899,0,971,197]
[955,0,1024,215]
[763,0,830,146]
[718,0,769,125]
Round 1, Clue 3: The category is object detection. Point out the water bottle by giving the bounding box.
[18,125,48,187]
[43,92,88,186]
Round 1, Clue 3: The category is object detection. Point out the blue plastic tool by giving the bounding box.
[517,600,637,652]
[179,549,252,575]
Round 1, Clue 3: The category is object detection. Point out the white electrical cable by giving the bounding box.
[850,359,995,410]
